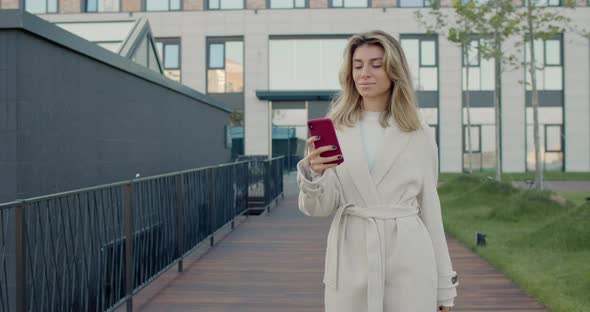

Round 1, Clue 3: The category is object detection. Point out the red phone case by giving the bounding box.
[307,118,344,165]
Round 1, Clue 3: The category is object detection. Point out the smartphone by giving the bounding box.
[306,117,344,165]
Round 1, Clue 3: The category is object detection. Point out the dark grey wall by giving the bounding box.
[207,93,244,113]
[0,29,232,203]
[0,32,17,203]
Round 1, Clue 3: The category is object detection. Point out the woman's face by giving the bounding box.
[352,44,392,100]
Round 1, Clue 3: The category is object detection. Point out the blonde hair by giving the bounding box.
[327,30,423,133]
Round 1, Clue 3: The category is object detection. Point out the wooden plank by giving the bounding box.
[120,174,548,312]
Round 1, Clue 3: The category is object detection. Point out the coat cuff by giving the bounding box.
[437,297,454,307]
[437,271,459,305]
[297,159,328,193]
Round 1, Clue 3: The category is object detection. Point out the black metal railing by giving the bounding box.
[0,156,283,312]
[235,156,284,210]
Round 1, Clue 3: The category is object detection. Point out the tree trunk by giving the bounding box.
[494,35,502,182]
[465,43,474,174]
[527,2,544,190]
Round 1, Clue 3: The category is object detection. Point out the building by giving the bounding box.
[1,0,589,172]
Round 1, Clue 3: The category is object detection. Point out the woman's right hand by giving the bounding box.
[304,136,342,176]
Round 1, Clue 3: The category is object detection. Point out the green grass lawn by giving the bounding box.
[439,171,590,184]
[439,175,590,312]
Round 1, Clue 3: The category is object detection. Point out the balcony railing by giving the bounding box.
[0,156,284,312]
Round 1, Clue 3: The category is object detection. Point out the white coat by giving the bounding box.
[297,120,459,312]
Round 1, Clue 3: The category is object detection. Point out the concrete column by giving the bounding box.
[244,34,269,155]
[501,36,526,172]
[309,0,327,8]
[183,0,203,10]
[438,36,463,172]
[59,0,80,13]
[0,0,19,9]
[564,32,590,171]
[247,0,265,9]
[122,0,142,11]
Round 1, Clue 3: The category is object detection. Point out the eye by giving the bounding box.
[372,65,382,68]
[354,66,362,69]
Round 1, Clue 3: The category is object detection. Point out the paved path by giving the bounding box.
[512,180,590,192]
[120,172,549,311]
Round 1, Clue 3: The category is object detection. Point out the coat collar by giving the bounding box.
[337,120,416,206]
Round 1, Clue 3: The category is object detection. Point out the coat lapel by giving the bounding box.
[337,124,380,207]
[369,126,415,187]
[337,121,416,206]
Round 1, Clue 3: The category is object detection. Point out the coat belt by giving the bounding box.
[324,203,421,312]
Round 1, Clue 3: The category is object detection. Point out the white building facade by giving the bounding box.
[5,0,588,172]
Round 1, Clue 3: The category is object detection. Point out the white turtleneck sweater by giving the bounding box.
[310,110,385,178]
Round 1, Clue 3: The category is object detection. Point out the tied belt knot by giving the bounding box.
[324,202,421,312]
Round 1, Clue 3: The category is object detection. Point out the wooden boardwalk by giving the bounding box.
[120,172,548,312]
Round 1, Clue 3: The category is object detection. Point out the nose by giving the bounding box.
[360,64,371,78]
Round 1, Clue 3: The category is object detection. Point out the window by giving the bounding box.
[421,108,439,147]
[85,0,120,12]
[156,38,181,82]
[524,0,560,6]
[270,0,307,8]
[330,0,368,7]
[131,35,161,73]
[526,107,563,171]
[207,38,244,93]
[462,38,495,91]
[25,0,58,13]
[146,0,181,11]
[208,0,244,9]
[525,36,562,90]
[398,0,431,7]
[545,125,562,153]
[269,37,348,91]
[400,36,438,91]
[462,107,497,172]
[460,0,490,5]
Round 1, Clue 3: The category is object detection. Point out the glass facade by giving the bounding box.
[269,37,348,90]
[270,0,306,8]
[207,38,244,93]
[400,36,438,91]
[526,107,564,171]
[131,35,161,73]
[330,0,368,7]
[85,0,120,12]
[462,38,495,91]
[146,0,181,11]
[525,36,563,91]
[156,38,182,82]
[208,0,244,9]
[525,0,560,6]
[421,107,439,147]
[25,0,58,13]
[462,107,497,172]
[398,0,432,7]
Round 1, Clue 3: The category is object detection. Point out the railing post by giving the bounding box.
[15,202,26,312]
[209,169,216,247]
[176,175,184,273]
[265,160,271,212]
[124,183,134,312]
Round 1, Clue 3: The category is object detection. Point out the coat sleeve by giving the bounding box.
[296,157,342,217]
[417,127,459,307]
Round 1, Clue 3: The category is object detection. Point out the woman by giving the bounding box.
[296,30,459,312]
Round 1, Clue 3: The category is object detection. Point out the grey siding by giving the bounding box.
[0,29,232,203]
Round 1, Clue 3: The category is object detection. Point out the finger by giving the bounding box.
[312,154,342,165]
[310,145,337,158]
[306,136,321,151]
[312,162,338,172]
